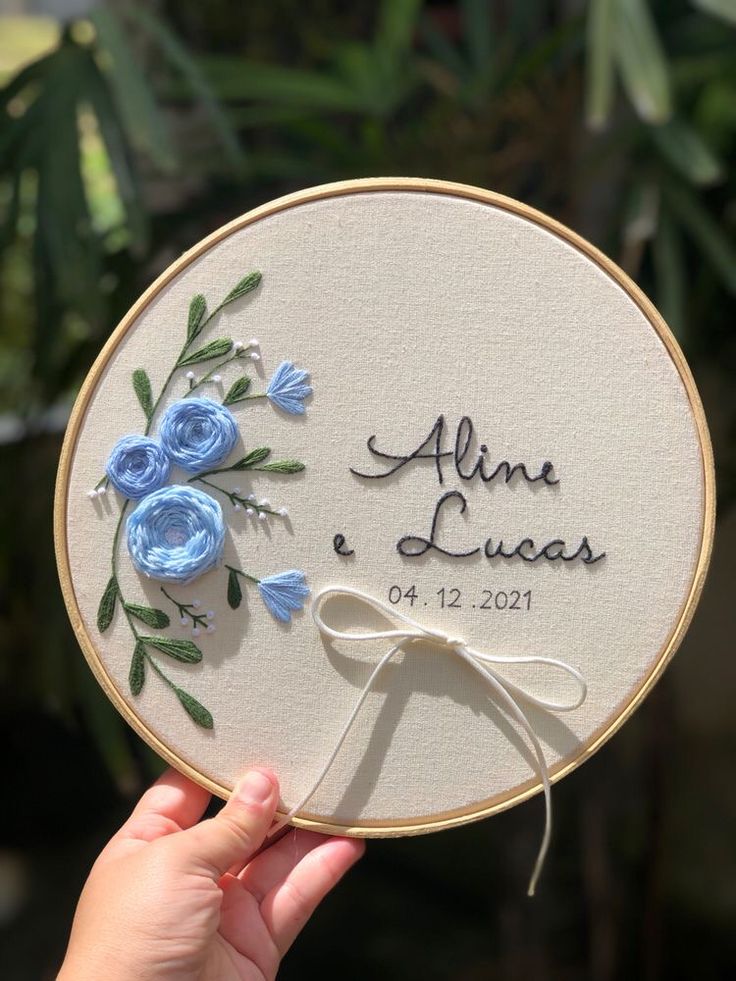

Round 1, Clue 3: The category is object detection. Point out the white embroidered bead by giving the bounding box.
[192,599,201,609]
[97,485,107,495]
[206,624,216,634]
[234,341,244,352]
[192,626,201,637]
[180,617,188,626]
[278,508,289,517]
[206,610,214,619]
[212,374,222,383]
[246,508,255,517]
[249,352,260,361]
[258,512,267,522]
[249,337,259,347]
[185,370,195,380]
[233,486,241,494]
[87,489,97,499]
[234,503,241,511]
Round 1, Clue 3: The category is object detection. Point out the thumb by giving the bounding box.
[175,768,280,878]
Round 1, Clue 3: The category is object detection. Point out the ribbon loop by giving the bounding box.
[272,585,588,897]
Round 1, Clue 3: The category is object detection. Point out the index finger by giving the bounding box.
[117,767,212,843]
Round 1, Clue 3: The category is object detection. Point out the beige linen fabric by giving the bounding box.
[63,189,705,827]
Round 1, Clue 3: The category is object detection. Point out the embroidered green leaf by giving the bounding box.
[97,576,119,633]
[231,447,271,469]
[141,636,202,662]
[223,271,262,305]
[255,460,305,474]
[129,642,146,696]
[187,294,207,342]
[124,603,171,629]
[175,688,214,729]
[227,568,242,609]
[222,376,252,406]
[132,369,154,420]
[177,339,233,367]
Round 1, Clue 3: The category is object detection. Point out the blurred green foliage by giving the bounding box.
[1,0,735,417]
[0,2,735,978]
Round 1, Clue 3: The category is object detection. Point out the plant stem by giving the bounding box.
[188,463,296,480]
[191,476,281,516]
[160,586,208,629]
[121,596,138,637]
[145,343,189,435]
[160,585,183,611]
[107,281,258,717]
[111,499,130,576]
[118,580,179,694]
[225,564,260,585]
[144,297,230,430]
[188,465,233,479]
[142,649,178,692]
[183,349,253,397]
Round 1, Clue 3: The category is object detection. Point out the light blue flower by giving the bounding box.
[159,398,238,473]
[266,362,312,415]
[127,485,225,584]
[258,570,309,622]
[105,435,171,500]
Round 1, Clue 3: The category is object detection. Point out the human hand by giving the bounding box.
[58,767,365,981]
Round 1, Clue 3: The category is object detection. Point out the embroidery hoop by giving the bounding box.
[54,177,715,837]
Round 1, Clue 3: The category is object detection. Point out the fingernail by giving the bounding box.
[237,770,273,805]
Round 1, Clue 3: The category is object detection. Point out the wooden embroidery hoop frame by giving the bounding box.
[54,177,716,837]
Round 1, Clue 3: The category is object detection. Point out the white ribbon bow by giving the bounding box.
[271,586,587,896]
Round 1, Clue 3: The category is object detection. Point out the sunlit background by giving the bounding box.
[1,2,735,978]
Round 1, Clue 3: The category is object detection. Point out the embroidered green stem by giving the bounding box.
[160,586,211,631]
[188,447,305,480]
[191,477,283,516]
[141,647,176,690]
[106,497,212,726]
[190,445,270,478]
[236,393,267,402]
[121,600,174,690]
[144,275,260,433]
[111,499,130,573]
[225,564,276,611]
[144,334,198,435]
[119,597,211,726]
[135,643,213,729]
[225,565,260,585]
[183,348,254,397]
[190,464,246,480]
[102,273,262,728]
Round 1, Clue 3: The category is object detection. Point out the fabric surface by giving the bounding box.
[62,188,706,827]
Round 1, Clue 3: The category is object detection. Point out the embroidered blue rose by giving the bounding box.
[266,361,312,415]
[105,435,171,499]
[258,570,309,622]
[159,398,238,473]
[127,485,225,584]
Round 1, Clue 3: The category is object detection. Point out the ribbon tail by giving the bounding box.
[454,648,552,897]
[269,644,403,836]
